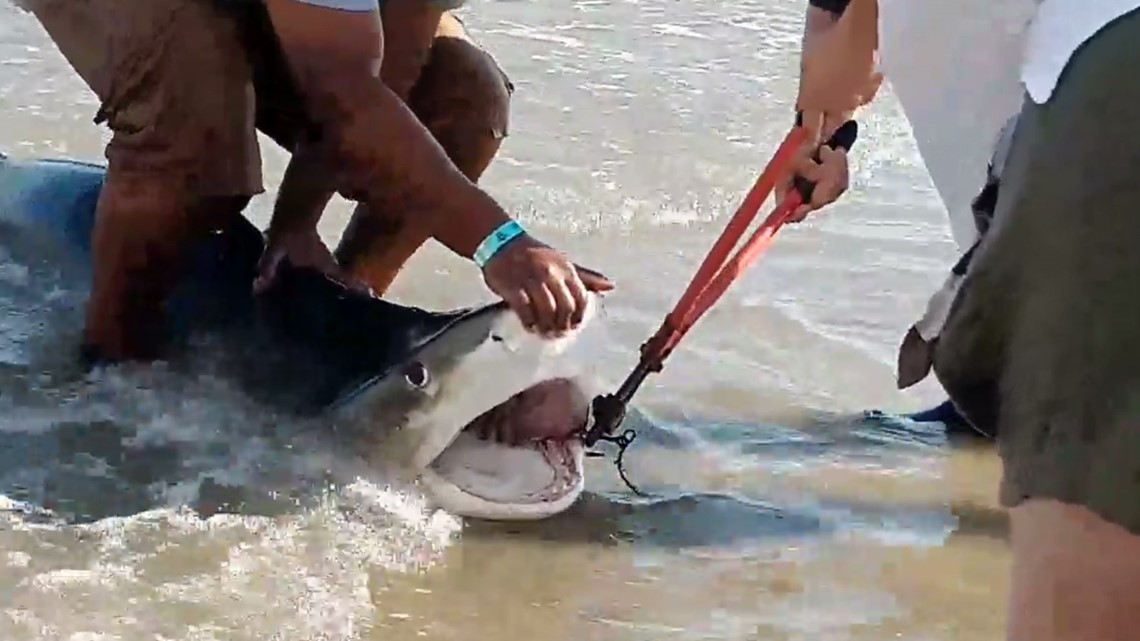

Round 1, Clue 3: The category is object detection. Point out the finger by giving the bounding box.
[575,264,615,292]
[783,158,816,207]
[812,147,849,208]
[504,287,536,333]
[786,204,813,223]
[776,169,796,203]
[774,177,790,203]
[545,275,577,334]
[811,176,848,210]
[784,141,816,191]
[338,272,376,297]
[820,111,855,141]
[859,72,885,106]
[252,250,284,294]
[355,281,378,297]
[255,246,282,276]
[798,110,826,147]
[348,280,377,297]
[564,272,590,328]
[527,281,559,335]
[796,157,824,184]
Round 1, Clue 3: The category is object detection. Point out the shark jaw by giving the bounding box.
[333,294,602,521]
[420,376,590,521]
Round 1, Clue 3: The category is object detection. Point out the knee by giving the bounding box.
[408,28,513,177]
[412,35,513,136]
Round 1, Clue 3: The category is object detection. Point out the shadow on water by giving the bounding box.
[689,405,993,454]
[464,490,833,549]
[466,488,1007,551]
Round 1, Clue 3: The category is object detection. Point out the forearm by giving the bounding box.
[345,81,508,257]
[798,0,881,115]
[808,0,851,16]
[841,0,879,50]
[805,0,878,43]
[269,87,509,262]
[265,143,337,242]
[264,1,509,259]
[268,3,440,245]
[285,65,513,256]
[804,5,841,46]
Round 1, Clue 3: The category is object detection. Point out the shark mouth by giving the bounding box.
[422,376,590,520]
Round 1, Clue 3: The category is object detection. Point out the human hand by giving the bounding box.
[253,229,373,295]
[777,118,859,222]
[778,140,850,222]
[481,235,615,336]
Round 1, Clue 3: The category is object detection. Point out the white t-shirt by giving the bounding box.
[1022,0,1138,103]
[877,0,1139,248]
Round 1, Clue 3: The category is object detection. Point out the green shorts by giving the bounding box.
[933,9,1140,533]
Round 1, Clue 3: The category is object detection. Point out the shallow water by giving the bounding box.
[0,1,1009,639]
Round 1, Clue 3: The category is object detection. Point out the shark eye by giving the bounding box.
[403,362,431,390]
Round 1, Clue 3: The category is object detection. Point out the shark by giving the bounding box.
[0,151,603,521]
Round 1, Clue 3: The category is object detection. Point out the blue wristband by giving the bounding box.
[473,220,526,268]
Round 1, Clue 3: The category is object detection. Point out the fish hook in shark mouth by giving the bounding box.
[0,152,605,521]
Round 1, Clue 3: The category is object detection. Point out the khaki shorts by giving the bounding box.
[26,0,512,198]
[933,9,1140,533]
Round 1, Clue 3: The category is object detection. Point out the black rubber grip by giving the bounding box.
[824,120,858,151]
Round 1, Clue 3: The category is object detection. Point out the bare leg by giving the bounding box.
[83,174,187,360]
[32,0,263,362]
[1008,500,1140,641]
[925,9,1140,641]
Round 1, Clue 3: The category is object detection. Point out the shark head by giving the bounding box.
[253,262,602,521]
[324,290,600,521]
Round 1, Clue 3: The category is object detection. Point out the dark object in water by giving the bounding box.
[907,399,968,428]
[865,399,984,438]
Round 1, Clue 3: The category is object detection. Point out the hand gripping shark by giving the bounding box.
[0,152,602,521]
